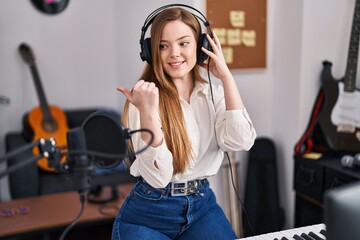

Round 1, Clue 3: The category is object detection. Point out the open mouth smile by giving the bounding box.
[169,61,185,67]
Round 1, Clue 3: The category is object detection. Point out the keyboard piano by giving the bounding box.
[239,223,326,240]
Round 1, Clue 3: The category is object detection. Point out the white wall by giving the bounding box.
[272,0,360,229]
[0,0,358,230]
[271,0,304,229]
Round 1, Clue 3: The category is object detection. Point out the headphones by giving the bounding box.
[139,4,213,66]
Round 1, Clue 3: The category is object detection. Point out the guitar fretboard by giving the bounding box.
[345,0,360,92]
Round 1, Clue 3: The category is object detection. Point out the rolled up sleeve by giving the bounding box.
[131,140,174,188]
[127,104,174,188]
[217,108,257,151]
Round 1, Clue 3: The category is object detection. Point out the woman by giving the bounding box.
[112,6,256,240]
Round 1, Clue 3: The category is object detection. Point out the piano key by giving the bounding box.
[319,229,326,237]
[291,227,315,239]
[258,234,274,240]
[288,228,308,239]
[293,234,305,240]
[268,228,298,239]
[300,233,316,240]
[308,231,324,240]
[237,223,326,240]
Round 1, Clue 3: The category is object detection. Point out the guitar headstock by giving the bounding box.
[19,43,35,65]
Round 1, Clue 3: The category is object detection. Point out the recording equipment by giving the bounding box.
[341,153,360,170]
[81,111,130,169]
[0,111,154,184]
[67,127,92,192]
[0,138,57,179]
[0,111,149,240]
[139,4,213,65]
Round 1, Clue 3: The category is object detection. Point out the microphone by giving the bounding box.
[341,154,360,170]
[81,111,131,169]
[67,127,92,192]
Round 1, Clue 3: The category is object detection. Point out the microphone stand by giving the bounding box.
[0,138,61,179]
[66,127,93,192]
[0,130,93,240]
[0,113,153,239]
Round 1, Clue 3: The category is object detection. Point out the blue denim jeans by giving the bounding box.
[111,178,238,240]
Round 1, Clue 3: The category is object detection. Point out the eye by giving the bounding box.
[159,43,168,50]
[180,42,190,47]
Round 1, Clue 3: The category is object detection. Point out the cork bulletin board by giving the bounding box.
[206,0,267,69]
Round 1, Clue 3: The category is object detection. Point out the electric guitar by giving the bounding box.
[318,0,360,153]
[19,43,69,172]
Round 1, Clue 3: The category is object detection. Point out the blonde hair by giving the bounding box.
[122,7,207,174]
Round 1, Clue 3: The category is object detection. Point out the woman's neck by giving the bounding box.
[173,76,194,103]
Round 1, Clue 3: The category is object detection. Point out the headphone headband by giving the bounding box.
[139,4,213,65]
[140,4,211,45]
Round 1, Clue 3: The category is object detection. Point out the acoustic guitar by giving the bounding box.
[19,43,69,172]
[318,0,360,153]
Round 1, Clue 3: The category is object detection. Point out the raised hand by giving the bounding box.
[117,80,159,113]
[200,32,232,82]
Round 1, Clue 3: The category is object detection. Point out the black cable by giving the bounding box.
[129,128,154,155]
[65,150,125,161]
[207,58,215,105]
[87,185,118,204]
[59,191,86,240]
[61,128,154,167]
[205,55,254,236]
[225,152,254,236]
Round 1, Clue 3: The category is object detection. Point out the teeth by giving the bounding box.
[169,62,182,66]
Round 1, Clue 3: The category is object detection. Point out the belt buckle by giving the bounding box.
[171,181,188,196]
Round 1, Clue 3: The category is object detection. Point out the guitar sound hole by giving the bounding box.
[42,119,58,133]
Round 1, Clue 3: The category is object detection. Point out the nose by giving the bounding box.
[170,45,180,58]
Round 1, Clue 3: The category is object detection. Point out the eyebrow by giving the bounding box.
[160,35,192,42]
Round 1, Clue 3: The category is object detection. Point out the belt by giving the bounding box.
[170,179,207,196]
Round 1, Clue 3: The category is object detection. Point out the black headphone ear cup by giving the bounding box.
[140,37,152,65]
[197,33,212,65]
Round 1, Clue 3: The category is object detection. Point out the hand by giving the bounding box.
[117,80,159,113]
[200,32,232,82]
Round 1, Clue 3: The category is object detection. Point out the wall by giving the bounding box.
[1,0,358,230]
[272,0,360,228]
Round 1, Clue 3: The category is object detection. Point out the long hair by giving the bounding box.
[122,7,207,174]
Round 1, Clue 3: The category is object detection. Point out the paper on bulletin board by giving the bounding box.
[206,0,267,69]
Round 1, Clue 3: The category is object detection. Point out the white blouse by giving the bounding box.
[126,82,257,188]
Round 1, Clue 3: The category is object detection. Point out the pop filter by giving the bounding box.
[81,111,129,169]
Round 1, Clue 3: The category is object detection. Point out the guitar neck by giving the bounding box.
[345,0,360,92]
[29,64,52,121]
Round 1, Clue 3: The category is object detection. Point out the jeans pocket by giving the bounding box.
[133,180,163,201]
